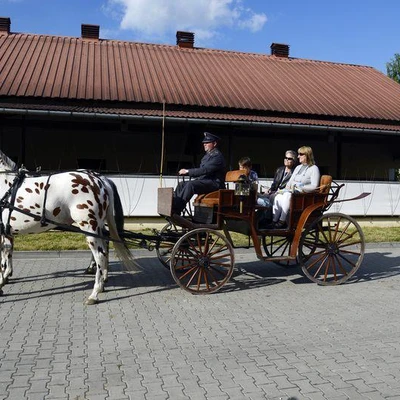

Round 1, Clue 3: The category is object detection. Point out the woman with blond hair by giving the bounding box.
[270,146,320,229]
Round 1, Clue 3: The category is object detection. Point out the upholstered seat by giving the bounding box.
[194,170,249,207]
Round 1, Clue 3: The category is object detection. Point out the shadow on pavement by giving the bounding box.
[3,249,400,303]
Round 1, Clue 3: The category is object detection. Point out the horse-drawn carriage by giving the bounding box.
[0,146,369,302]
[155,170,370,294]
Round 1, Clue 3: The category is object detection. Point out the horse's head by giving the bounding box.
[0,150,17,172]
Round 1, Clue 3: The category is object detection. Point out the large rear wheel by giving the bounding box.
[299,213,365,285]
[170,228,234,294]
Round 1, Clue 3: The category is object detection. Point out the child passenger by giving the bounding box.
[238,157,259,184]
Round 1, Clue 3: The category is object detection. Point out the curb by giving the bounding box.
[12,242,400,260]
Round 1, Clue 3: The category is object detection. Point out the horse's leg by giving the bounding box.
[85,255,97,275]
[86,241,110,280]
[1,236,13,284]
[85,237,109,305]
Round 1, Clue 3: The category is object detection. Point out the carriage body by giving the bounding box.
[157,173,368,294]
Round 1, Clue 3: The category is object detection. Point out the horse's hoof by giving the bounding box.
[4,277,9,284]
[0,289,3,296]
[85,298,98,305]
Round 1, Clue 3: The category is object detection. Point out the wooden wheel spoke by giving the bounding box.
[317,222,331,243]
[273,238,289,252]
[203,268,211,290]
[178,265,200,282]
[306,252,329,275]
[187,238,201,254]
[207,252,231,261]
[209,265,230,276]
[323,256,332,281]
[206,268,221,286]
[208,243,228,257]
[174,260,198,271]
[336,252,358,269]
[185,267,200,287]
[337,239,362,249]
[335,220,352,242]
[338,248,362,256]
[306,249,327,258]
[333,254,350,276]
[196,267,203,290]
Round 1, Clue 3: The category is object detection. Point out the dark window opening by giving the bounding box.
[77,158,106,171]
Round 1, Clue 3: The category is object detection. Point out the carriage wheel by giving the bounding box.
[155,221,187,269]
[299,213,365,285]
[170,228,235,294]
[262,235,299,267]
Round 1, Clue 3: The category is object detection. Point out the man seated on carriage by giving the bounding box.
[172,132,226,215]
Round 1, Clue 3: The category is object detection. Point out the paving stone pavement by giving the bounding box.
[1,244,400,400]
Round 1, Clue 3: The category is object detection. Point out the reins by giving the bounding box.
[0,168,26,235]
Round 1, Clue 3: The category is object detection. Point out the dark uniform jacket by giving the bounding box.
[270,166,293,192]
[188,148,226,188]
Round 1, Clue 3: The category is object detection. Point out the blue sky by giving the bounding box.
[1,0,398,73]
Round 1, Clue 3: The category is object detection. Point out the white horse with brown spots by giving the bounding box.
[0,150,138,304]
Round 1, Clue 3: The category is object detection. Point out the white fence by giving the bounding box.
[107,175,400,217]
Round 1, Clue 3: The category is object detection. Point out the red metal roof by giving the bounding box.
[2,101,399,132]
[1,30,400,125]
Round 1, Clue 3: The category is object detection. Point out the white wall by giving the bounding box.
[107,175,400,217]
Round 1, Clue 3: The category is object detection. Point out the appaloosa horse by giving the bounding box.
[0,150,138,304]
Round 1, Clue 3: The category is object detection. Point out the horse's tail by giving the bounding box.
[106,180,141,272]
[107,178,124,235]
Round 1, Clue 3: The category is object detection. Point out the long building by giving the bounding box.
[1,17,400,218]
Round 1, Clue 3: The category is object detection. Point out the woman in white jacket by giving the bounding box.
[270,146,320,229]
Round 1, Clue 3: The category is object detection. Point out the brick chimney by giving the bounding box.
[270,43,289,58]
[81,24,100,40]
[0,17,11,34]
[176,31,194,48]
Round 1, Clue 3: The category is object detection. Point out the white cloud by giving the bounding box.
[104,0,267,43]
[238,12,267,32]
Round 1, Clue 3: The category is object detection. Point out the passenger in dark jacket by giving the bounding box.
[257,149,297,208]
[173,132,226,215]
[269,150,297,193]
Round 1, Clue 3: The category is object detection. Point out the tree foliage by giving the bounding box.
[386,53,400,83]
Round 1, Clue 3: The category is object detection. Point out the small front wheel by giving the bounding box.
[170,228,235,294]
[155,221,187,269]
[299,213,365,285]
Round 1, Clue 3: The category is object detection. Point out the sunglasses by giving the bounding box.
[284,157,294,161]
[298,152,305,156]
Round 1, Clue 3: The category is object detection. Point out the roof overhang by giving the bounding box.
[1,102,400,135]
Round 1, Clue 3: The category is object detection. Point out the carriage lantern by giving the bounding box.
[234,174,251,213]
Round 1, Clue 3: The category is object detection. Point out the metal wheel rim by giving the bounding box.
[155,222,187,269]
[170,228,235,294]
[262,234,299,267]
[299,213,365,285]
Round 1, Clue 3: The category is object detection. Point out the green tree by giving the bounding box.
[386,53,400,83]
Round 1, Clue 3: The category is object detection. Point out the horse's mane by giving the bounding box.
[0,150,17,171]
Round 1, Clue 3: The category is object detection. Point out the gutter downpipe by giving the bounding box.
[1,107,400,136]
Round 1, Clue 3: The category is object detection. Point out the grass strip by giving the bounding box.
[11,227,400,252]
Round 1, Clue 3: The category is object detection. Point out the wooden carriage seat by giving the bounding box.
[193,170,249,207]
[288,175,333,229]
[319,174,332,194]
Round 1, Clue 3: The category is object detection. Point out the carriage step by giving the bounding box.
[257,255,297,262]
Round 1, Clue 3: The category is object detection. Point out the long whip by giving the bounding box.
[159,99,166,188]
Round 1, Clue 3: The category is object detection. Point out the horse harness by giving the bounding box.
[0,168,121,243]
